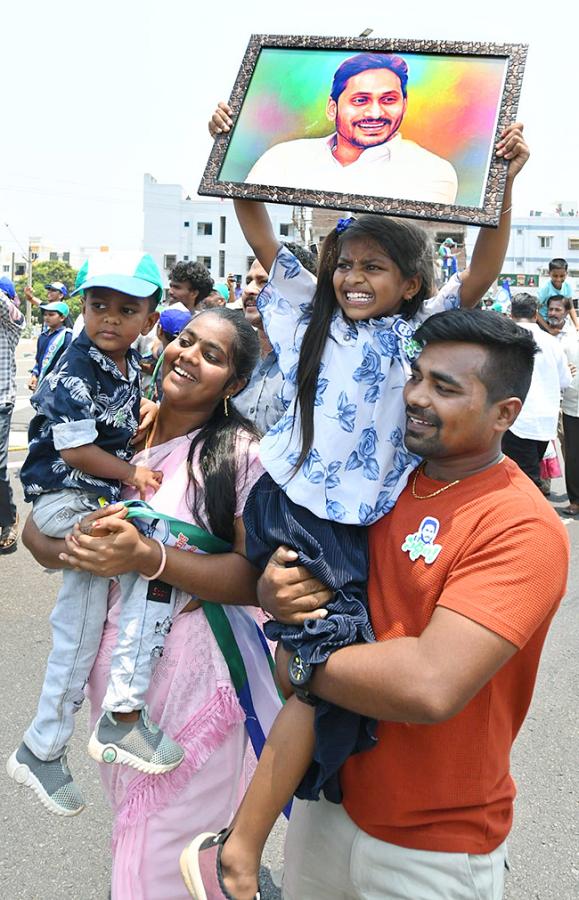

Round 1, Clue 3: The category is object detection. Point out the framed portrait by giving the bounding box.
[199,34,527,227]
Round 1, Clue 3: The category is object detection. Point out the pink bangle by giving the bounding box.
[141,539,167,581]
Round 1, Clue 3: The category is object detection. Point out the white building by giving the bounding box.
[143,174,303,288]
[0,238,85,281]
[465,205,579,297]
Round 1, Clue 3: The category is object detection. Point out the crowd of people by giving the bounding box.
[0,96,573,900]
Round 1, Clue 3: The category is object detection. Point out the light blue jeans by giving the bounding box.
[24,490,176,761]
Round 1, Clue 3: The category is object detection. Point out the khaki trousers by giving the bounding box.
[283,796,507,900]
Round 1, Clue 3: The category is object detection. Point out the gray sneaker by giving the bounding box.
[6,742,85,816]
[88,708,184,775]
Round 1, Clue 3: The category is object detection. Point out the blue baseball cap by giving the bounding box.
[45,281,68,297]
[73,252,164,304]
[0,276,16,299]
[40,300,70,317]
[159,307,192,338]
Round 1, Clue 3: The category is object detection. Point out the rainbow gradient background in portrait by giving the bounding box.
[219,48,508,207]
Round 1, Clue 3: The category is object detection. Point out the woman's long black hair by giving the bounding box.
[181,308,260,544]
[294,215,434,471]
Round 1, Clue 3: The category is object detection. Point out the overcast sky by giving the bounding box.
[2,0,578,258]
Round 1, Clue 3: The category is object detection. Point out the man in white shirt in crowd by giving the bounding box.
[502,293,571,488]
[547,296,579,515]
[245,53,458,204]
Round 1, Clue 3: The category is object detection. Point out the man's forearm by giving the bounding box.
[310,638,442,725]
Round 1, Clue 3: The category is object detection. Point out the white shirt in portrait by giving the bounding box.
[246,133,458,205]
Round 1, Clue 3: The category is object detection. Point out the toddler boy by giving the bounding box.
[8,254,184,817]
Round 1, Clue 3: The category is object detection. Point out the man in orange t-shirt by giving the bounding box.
[258,308,569,900]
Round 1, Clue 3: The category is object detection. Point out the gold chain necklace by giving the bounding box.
[411,463,459,499]
[411,457,505,500]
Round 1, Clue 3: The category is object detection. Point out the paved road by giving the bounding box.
[0,342,577,899]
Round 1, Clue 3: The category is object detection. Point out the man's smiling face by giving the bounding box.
[403,342,502,462]
[327,68,407,151]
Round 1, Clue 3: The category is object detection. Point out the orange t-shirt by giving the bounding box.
[341,457,569,854]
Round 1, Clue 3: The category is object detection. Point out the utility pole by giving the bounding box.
[4,223,32,328]
[26,241,33,329]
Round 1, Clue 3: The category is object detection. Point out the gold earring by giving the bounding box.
[224,396,229,417]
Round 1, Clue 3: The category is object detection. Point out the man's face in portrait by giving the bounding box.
[419,521,438,544]
[327,68,407,151]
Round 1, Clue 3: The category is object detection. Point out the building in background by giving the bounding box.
[0,238,86,281]
[465,202,579,301]
[143,174,302,290]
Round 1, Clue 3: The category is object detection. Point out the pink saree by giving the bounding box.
[86,432,273,900]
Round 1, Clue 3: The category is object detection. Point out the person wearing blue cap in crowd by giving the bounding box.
[0,276,21,306]
[0,277,25,555]
[24,281,74,328]
[146,305,193,401]
[9,252,187,817]
[438,238,459,284]
[28,300,72,392]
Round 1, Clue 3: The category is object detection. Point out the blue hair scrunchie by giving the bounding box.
[336,216,356,235]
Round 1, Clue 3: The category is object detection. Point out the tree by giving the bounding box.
[15,260,81,322]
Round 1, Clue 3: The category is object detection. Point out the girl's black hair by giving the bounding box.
[183,308,260,544]
[294,215,434,471]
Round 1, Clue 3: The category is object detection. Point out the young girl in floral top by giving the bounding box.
[181,106,529,900]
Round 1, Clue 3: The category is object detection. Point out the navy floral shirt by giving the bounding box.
[21,330,141,504]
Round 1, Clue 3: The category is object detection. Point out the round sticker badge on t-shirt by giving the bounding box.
[402,515,442,564]
[392,318,422,362]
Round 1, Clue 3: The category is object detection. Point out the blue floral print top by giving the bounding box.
[257,247,462,525]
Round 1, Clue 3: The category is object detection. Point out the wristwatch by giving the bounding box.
[288,651,318,706]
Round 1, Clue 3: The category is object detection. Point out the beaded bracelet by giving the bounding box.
[141,538,167,582]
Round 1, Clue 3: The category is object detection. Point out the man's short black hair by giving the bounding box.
[330,53,409,102]
[510,292,538,320]
[282,242,318,275]
[548,257,568,272]
[170,260,214,302]
[414,308,538,404]
[547,294,573,312]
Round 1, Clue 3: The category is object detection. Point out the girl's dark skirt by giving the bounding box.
[243,472,377,802]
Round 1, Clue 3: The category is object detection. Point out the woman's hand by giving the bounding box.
[257,546,331,625]
[59,513,157,578]
[77,502,128,536]
[209,101,233,137]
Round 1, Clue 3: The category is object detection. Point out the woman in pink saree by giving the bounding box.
[23,308,281,900]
